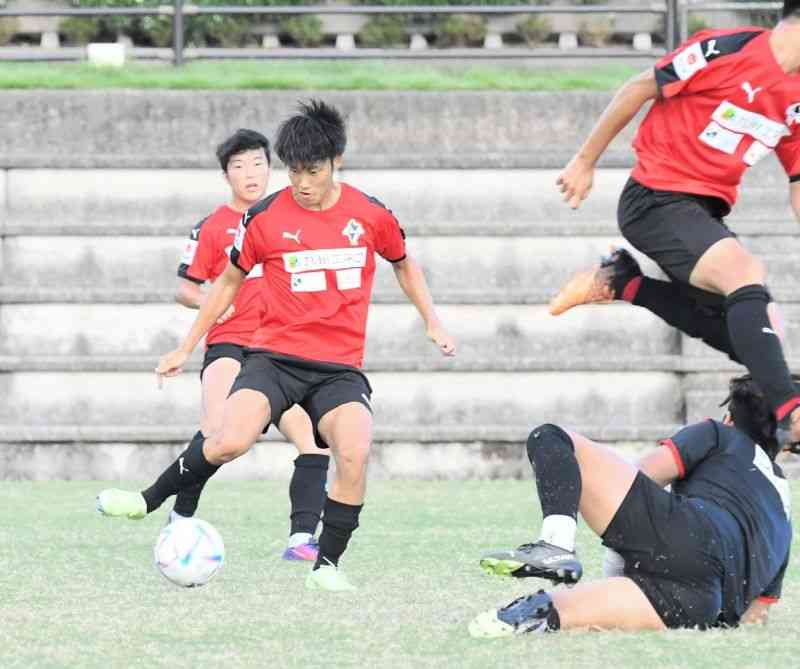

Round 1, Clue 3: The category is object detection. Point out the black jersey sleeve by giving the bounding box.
[661,420,719,479]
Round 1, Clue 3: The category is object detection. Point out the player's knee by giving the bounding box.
[527,424,575,461]
[209,431,254,463]
[333,442,370,479]
[723,257,766,292]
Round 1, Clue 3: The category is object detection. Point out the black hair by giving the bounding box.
[274,99,346,169]
[783,1,800,18]
[720,374,800,459]
[216,129,271,172]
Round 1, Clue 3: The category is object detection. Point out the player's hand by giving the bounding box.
[216,304,235,324]
[427,325,456,357]
[556,155,595,210]
[155,349,190,389]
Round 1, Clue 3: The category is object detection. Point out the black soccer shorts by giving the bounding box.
[200,343,246,379]
[229,349,373,449]
[602,472,735,629]
[617,177,736,285]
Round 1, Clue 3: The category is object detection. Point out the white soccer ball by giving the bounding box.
[154,517,225,588]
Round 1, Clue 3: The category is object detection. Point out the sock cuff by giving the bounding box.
[323,498,363,530]
[294,453,331,469]
[726,284,770,307]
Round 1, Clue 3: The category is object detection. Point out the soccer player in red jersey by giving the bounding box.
[550,2,800,449]
[172,129,329,562]
[98,101,456,590]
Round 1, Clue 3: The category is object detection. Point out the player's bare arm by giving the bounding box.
[175,278,236,323]
[157,261,245,381]
[557,68,658,210]
[636,443,681,487]
[790,181,800,223]
[392,256,456,356]
[740,599,771,625]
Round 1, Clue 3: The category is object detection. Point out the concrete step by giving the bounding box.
[4,234,800,303]
[0,370,683,431]
[3,164,796,237]
[0,303,677,360]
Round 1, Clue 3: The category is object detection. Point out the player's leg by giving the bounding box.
[689,237,800,444]
[481,425,637,583]
[277,405,330,561]
[469,577,665,638]
[97,353,286,519]
[171,345,243,520]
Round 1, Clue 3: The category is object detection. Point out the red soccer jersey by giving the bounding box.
[177,204,265,348]
[632,28,800,207]
[229,184,406,368]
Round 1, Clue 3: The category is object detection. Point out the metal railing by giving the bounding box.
[678,1,784,42]
[0,0,688,65]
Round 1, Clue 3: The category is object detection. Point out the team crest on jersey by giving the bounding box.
[342,219,365,246]
[786,103,800,128]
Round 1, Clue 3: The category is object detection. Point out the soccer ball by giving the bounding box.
[154,518,225,588]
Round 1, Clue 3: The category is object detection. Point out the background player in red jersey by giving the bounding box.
[470,375,792,637]
[172,129,329,561]
[98,101,456,591]
[550,1,800,450]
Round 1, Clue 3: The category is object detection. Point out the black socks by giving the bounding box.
[527,424,581,520]
[289,454,330,535]
[313,498,362,570]
[172,431,208,517]
[142,431,220,514]
[726,285,799,417]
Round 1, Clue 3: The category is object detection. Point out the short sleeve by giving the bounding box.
[177,218,213,284]
[776,132,800,182]
[760,549,790,603]
[655,30,762,100]
[375,207,406,263]
[659,420,719,479]
[229,209,263,275]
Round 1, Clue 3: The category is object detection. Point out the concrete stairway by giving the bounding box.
[2,162,798,479]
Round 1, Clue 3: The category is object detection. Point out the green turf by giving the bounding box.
[0,61,637,90]
[1,481,796,668]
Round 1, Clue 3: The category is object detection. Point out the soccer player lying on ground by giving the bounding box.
[549,1,800,449]
[471,375,792,637]
[172,128,329,562]
[97,100,456,591]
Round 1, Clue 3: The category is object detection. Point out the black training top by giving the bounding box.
[664,420,792,625]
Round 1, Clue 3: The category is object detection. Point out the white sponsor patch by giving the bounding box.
[712,101,790,148]
[180,240,198,265]
[291,271,326,293]
[698,121,743,155]
[743,140,772,166]
[672,42,708,81]
[336,267,362,290]
[283,247,367,274]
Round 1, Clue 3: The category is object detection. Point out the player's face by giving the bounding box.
[224,148,269,208]
[287,158,341,210]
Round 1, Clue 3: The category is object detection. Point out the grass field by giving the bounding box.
[0,61,638,90]
[2,480,797,668]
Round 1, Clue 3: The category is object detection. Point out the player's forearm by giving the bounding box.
[393,258,442,330]
[636,447,678,488]
[175,280,206,310]
[179,271,242,353]
[740,600,770,625]
[575,70,658,166]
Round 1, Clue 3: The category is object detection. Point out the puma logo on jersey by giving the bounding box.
[704,40,720,58]
[763,327,777,336]
[741,82,763,104]
[178,457,190,475]
[282,230,302,244]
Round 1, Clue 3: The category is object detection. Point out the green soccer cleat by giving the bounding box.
[96,489,147,520]
[305,564,356,592]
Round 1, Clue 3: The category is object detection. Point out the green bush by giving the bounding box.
[435,14,486,47]
[579,17,615,47]
[358,15,407,47]
[0,17,18,46]
[516,15,551,46]
[687,15,710,36]
[280,15,324,47]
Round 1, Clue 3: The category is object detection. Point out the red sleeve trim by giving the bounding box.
[659,438,685,479]
[776,396,800,422]
[758,596,779,605]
